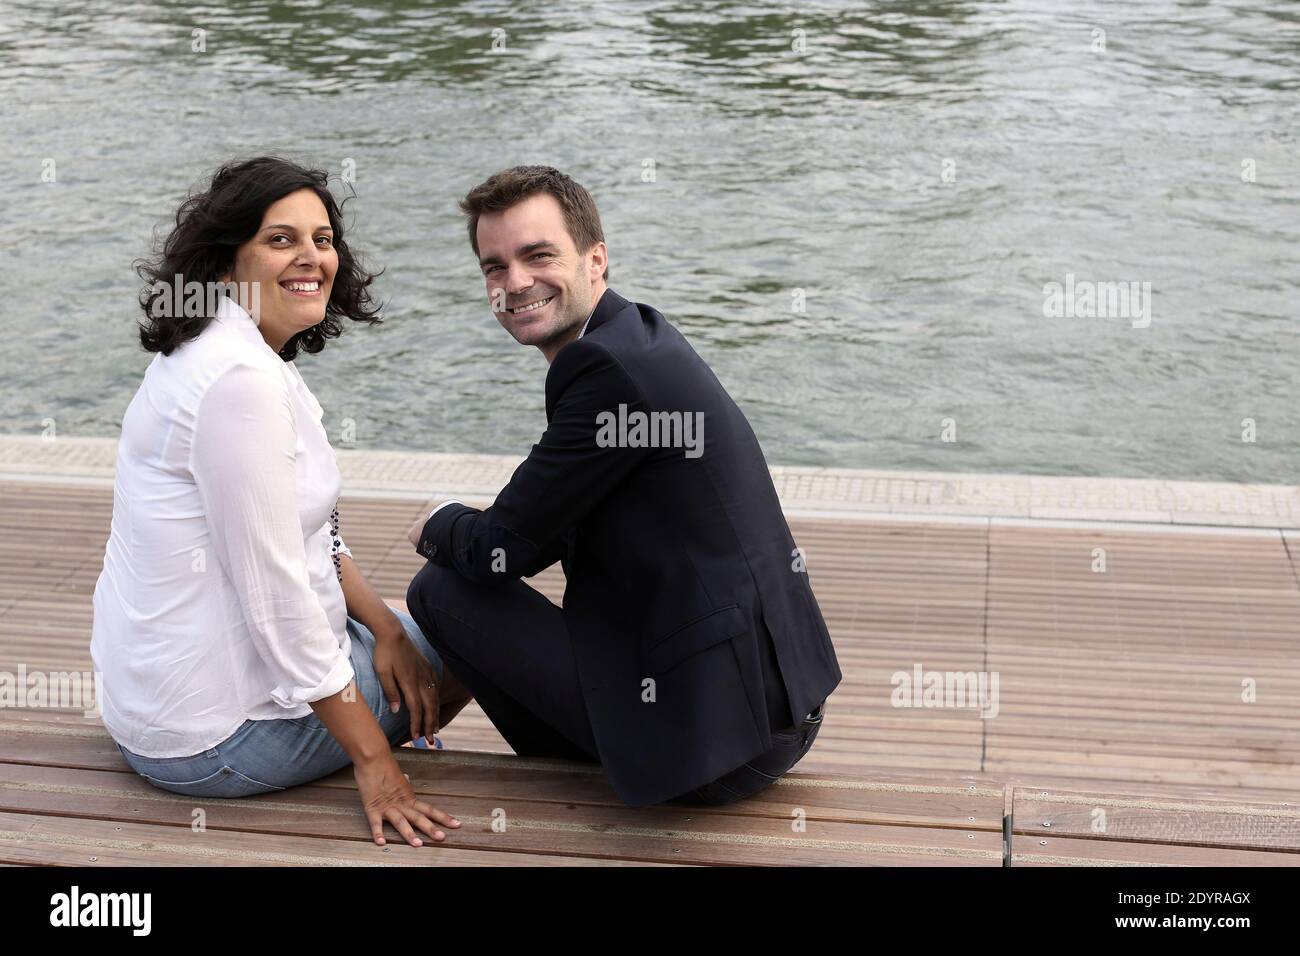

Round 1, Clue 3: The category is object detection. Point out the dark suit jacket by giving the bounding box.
[415,288,841,805]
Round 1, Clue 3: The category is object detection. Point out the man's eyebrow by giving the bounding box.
[518,240,559,255]
[480,240,561,266]
[260,223,334,232]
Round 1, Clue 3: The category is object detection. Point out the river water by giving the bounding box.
[1,0,1296,481]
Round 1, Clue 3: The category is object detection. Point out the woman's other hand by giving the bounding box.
[372,614,441,742]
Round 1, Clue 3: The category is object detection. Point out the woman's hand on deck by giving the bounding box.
[354,754,460,847]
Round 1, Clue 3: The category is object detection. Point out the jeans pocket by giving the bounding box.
[137,765,286,799]
[283,714,328,732]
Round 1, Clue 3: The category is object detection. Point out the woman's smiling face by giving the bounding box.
[226,188,339,352]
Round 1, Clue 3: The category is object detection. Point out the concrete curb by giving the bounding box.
[2,434,1297,531]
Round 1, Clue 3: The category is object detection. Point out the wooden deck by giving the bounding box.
[1,478,1297,865]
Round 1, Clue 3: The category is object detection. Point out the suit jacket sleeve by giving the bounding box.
[416,340,651,584]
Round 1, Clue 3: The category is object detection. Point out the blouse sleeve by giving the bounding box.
[190,363,355,709]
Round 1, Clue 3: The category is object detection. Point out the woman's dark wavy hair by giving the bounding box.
[137,156,382,361]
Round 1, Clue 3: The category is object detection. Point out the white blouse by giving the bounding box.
[91,297,355,758]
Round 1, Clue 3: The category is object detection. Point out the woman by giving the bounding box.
[91,156,470,847]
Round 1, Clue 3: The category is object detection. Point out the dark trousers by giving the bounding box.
[406,563,600,764]
[670,702,824,806]
[406,562,821,805]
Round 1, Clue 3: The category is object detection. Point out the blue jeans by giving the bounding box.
[116,609,444,798]
[672,702,825,806]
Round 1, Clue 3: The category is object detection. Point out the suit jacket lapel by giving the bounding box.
[580,287,629,339]
[545,288,631,422]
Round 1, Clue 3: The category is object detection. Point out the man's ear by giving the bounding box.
[588,241,607,282]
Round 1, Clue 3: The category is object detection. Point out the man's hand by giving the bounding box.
[408,500,466,551]
[406,511,428,550]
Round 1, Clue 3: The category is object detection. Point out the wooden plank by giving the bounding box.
[1011,788,1300,852]
[0,810,654,867]
[983,521,1300,794]
[3,705,1290,804]
[0,762,1000,867]
[0,725,1004,832]
[1011,834,1298,867]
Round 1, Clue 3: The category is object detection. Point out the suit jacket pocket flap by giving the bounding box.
[647,604,747,675]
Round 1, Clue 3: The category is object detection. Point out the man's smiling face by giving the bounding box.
[476,192,607,357]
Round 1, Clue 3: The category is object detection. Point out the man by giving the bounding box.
[406,166,841,807]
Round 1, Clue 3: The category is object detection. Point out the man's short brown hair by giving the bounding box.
[460,165,608,281]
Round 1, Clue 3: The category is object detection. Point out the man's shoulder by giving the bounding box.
[575,296,679,357]
[545,332,639,410]
[553,300,675,375]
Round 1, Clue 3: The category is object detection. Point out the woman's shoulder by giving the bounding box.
[165,313,289,388]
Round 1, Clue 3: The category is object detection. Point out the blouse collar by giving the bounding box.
[214,294,258,329]
[213,294,292,365]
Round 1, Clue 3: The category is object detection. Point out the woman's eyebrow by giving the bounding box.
[260,223,334,232]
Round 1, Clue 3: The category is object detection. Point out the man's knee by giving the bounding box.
[406,562,461,652]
